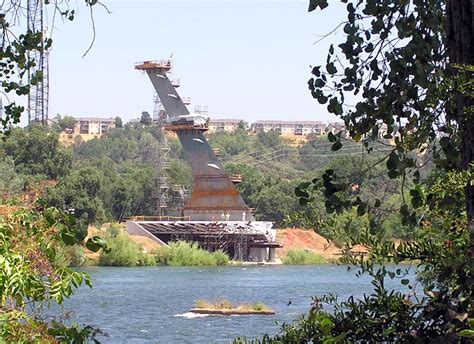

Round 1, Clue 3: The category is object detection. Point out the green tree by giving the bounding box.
[1,124,72,179]
[140,111,152,126]
[0,197,106,341]
[256,130,282,150]
[115,116,123,128]
[238,1,474,342]
[0,157,24,197]
[47,166,108,225]
[55,114,75,131]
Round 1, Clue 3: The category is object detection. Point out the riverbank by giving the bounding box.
[75,225,348,267]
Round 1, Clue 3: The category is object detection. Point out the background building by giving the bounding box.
[252,120,326,137]
[73,117,115,135]
[208,119,247,133]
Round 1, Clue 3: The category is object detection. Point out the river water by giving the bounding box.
[60,265,413,343]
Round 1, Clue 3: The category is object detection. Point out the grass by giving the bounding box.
[194,299,272,312]
[282,249,335,265]
[154,241,229,266]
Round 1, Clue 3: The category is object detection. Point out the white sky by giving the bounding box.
[24,0,348,124]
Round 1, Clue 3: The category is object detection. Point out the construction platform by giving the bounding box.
[127,220,281,263]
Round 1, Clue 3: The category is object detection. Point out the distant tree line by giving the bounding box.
[0,121,424,242]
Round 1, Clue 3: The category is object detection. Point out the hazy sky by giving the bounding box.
[43,0,347,124]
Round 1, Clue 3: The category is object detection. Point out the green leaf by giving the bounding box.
[61,232,77,246]
[319,317,334,334]
[308,0,328,12]
[331,141,343,151]
[356,203,366,216]
[413,170,420,184]
[299,198,309,206]
[388,170,399,179]
[295,188,309,198]
[410,188,423,209]
[401,279,409,285]
[318,95,328,104]
[326,62,337,75]
[85,236,107,252]
[458,330,474,338]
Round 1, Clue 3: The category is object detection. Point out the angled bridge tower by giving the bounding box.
[135,60,254,221]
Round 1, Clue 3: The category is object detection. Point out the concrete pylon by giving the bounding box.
[136,60,254,221]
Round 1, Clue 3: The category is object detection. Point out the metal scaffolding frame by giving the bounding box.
[134,221,279,261]
[27,0,49,125]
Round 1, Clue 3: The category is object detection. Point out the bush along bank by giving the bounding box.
[153,241,229,266]
[65,225,231,267]
[282,249,336,265]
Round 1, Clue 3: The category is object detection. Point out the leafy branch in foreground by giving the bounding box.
[236,0,473,342]
[0,0,104,130]
[0,183,107,342]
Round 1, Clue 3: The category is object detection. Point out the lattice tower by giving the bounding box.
[27,0,49,125]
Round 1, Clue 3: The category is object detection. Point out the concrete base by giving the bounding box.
[248,247,267,263]
[126,221,167,246]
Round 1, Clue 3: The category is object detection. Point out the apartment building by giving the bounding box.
[74,117,116,135]
[326,122,347,136]
[208,119,247,133]
[252,120,326,137]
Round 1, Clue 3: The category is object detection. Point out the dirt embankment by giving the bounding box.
[276,228,341,258]
[83,226,160,261]
[276,227,369,258]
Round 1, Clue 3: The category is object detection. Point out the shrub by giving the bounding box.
[98,226,155,267]
[195,300,272,312]
[251,302,267,311]
[64,245,85,267]
[282,250,330,265]
[153,241,229,266]
[137,252,156,266]
[214,298,233,309]
[195,299,212,309]
[212,250,230,266]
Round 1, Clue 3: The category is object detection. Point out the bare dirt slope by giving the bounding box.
[276,228,369,258]
[276,228,341,258]
[130,235,160,253]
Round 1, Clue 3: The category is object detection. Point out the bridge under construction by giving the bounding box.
[127,59,280,262]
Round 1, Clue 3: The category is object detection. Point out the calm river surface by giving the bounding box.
[61,265,413,343]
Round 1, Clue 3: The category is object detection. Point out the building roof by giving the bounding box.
[75,117,115,123]
[255,120,324,125]
[209,119,246,124]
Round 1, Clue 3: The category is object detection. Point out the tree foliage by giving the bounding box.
[0,188,106,342]
[1,125,72,179]
[0,1,101,129]
[238,0,473,342]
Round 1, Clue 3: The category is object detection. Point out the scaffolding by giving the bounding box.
[172,184,189,210]
[233,230,248,261]
[152,93,171,216]
[130,221,279,261]
[27,0,49,125]
[150,59,190,216]
[194,105,209,116]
